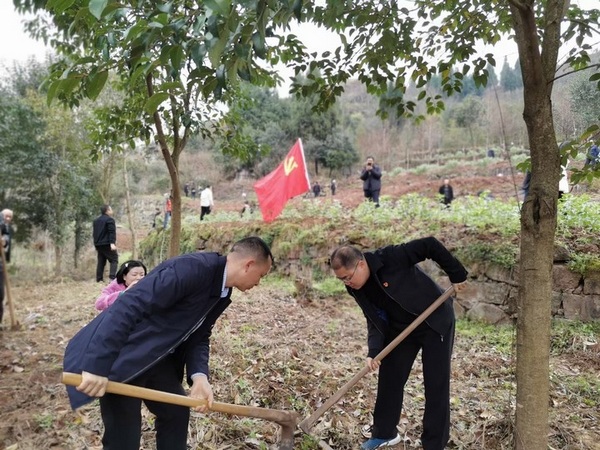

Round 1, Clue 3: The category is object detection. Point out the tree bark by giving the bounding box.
[146,73,181,258]
[100,153,116,205]
[509,0,565,448]
[122,156,137,260]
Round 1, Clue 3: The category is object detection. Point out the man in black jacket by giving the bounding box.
[360,157,382,207]
[93,205,118,282]
[330,237,468,450]
[0,209,13,326]
[438,179,454,207]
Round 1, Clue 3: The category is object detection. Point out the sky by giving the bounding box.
[0,3,51,65]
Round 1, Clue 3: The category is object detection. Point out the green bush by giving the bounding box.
[138,187,599,275]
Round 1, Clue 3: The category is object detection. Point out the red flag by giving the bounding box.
[253,139,310,222]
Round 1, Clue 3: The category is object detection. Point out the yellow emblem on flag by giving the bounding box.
[284,156,298,175]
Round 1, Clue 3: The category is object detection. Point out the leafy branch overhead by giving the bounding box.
[291,0,600,118]
[15,0,310,256]
[34,0,307,111]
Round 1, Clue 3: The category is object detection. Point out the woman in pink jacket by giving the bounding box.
[95,260,147,311]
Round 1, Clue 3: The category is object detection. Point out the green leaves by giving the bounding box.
[252,32,267,59]
[590,71,600,90]
[86,70,109,100]
[144,92,170,114]
[89,0,108,19]
[204,0,232,16]
[46,0,76,14]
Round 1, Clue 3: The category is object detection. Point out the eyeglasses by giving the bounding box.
[337,260,361,283]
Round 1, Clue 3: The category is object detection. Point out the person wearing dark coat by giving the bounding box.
[438,178,454,207]
[63,236,273,450]
[312,181,322,197]
[0,209,14,326]
[92,205,118,282]
[330,237,468,450]
[521,171,532,200]
[360,156,382,207]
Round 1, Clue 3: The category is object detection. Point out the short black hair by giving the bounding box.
[231,236,274,265]
[330,246,363,270]
[100,204,110,215]
[116,260,148,284]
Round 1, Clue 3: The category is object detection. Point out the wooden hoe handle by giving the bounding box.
[298,286,455,433]
[61,372,296,426]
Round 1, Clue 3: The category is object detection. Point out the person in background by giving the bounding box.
[183,183,190,198]
[438,178,454,207]
[585,142,599,168]
[200,185,214,220]
[312,181,322,197]
[521,171,532,200]
[330,179,337,196]
[63,237,273,450]
[152,207,162,230]
[240,200,253,218]
[163,194,172,229]
[93,205,118,283]
[558,162,570,199]
[95,260,148,311]
[329,237,468,450]
[360,156,382,207]
[191,184,197,199]
[0,209,14,326]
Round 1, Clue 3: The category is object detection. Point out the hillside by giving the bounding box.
[1,158,599,449]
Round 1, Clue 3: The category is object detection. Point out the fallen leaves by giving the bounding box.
[0,280,598,449]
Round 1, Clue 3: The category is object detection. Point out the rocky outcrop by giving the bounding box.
[422,258,599,325]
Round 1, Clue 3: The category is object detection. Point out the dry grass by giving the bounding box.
[0,279,598,449]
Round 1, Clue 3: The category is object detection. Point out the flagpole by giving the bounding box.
[296,138,311,188]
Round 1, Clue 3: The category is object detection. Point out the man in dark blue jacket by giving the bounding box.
[92,204,118,282]
[64,236,273,450]
[330,237,468,450]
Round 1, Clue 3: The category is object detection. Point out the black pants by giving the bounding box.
[364,189,380,206]
[95,245,118,282]
[372,323,454,450]
[99,358,190,450]
[200,206,211,220]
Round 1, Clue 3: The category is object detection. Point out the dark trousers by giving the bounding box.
[372,323,454,450]
[200,206,211,220]
[99,358,190,450]
[364,189,380,206]
[95,245,118,282]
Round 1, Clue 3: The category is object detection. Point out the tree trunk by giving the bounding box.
[146,73,182,258]
[122,156,137,259]
[100,153,116,204]
[54,244,62,278]
[509,1,565,448]
[73,215,84,269]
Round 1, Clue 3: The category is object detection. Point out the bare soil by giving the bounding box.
[1,280,599,450]
[1,161,599,449]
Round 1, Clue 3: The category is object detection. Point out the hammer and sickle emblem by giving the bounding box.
[284,156,298,175]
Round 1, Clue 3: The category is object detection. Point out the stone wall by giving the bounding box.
[420,259,600,325]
